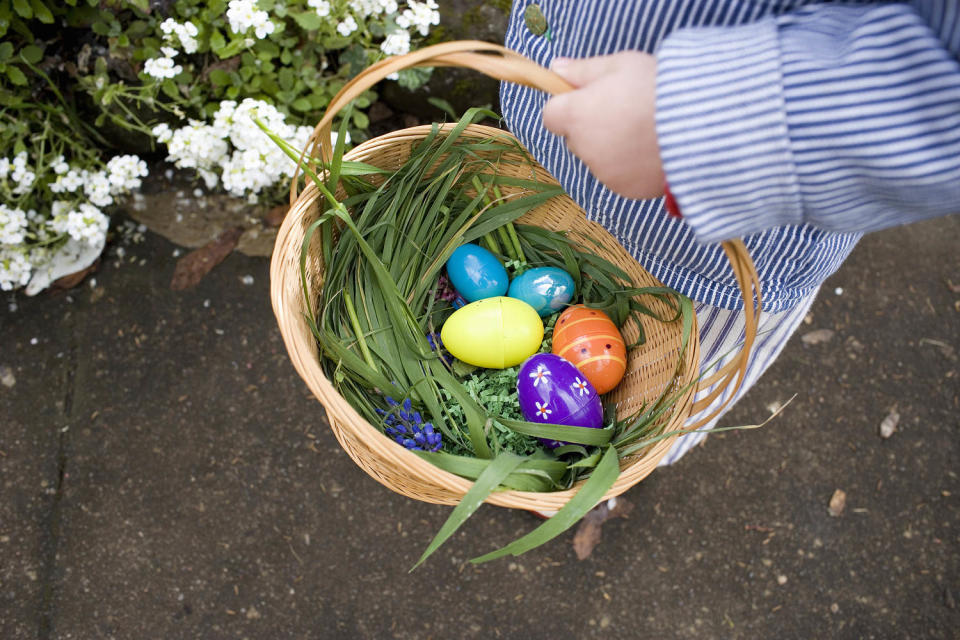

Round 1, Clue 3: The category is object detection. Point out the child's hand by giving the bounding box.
[542,52,664,200]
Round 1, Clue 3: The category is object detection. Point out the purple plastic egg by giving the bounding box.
[516,353,604,448]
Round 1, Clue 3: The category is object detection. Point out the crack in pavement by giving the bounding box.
[37,328,76,640]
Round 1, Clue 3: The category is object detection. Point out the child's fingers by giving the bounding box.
[541,90,582,138]
[550,54,631,88]
[543,53,639,134]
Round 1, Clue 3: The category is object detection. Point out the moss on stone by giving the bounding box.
[450,77,477,100]
[433,1,512,42]
[461,6,485,30]
[425,25,450,46]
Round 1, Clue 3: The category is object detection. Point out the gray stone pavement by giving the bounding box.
[1,213,958,639]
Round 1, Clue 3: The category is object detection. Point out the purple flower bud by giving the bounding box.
[426,332,445,352]
[379,396,442,453]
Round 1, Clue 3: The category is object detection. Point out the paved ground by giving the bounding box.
[1,211,957,639]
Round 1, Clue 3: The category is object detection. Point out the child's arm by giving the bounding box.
[543,3,960,244]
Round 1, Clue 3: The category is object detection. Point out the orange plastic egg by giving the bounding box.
[551,305,627,394]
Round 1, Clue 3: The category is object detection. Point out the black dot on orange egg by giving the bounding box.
[581,348,588,354]
[605,344,612,349]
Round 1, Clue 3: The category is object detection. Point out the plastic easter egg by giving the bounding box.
[507,267,576,317]
[517,353,604,448]
[445,243,509,302]
[551,305,627,394]
[440,297,544,368]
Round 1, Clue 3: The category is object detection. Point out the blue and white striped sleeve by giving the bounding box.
[655,3,960,245]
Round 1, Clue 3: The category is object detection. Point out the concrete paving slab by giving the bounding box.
[0,292,78,639]
[1,214,957,639]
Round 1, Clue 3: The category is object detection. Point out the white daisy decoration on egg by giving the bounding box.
[535,401,552,419]
[529,364,551,387]
[571,377,589,396]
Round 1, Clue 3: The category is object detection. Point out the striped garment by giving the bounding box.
[658,293,816,465]
[502,0,960,313]
[499,1,960,465]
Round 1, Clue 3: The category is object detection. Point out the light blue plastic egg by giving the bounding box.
[507,267,576,317]
[445,243,509,302]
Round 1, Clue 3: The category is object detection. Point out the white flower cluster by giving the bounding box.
[337,14,359,36]
[308,0,331,17]
[396,0,440,36]
[152,120,228,190]
[49,202,110,245]
[226,0,276,39]
[1,152,38,196]
[0,151,147,292]
[145,19,200,80]
[337,14,358,36]
[380,29,411,56]
[349,0,399,17]
[153,99,347,200]
[144,47,183,80]
[49,154,148,208]
[0,204,28,246]
[49,165,85,195]
[327,0,437,54]
[0,248,31,291]
[160,18,200,54]
[106,155,150,193]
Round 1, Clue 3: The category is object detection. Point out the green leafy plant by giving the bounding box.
[1,0,439,141]
[0,103,147,292]
[0,0,443,293]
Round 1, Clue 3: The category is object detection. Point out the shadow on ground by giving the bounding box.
[1,214,958,639]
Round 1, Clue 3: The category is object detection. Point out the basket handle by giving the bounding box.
[684,239,762,430]
[294,40,574,186]
[298,40,762,432]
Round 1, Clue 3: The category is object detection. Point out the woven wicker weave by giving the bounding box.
[270,42,761,511]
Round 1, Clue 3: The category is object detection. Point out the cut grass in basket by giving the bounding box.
[260,108,706,567]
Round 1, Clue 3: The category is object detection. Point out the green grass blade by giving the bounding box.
[496,418,614,447]
[470,444,621,563]
[428,361,492,458]
[342,289,377,372]
[325,107,351,194]
[411,452,526,570]
[415,451,566,491]
[255,117,340,210]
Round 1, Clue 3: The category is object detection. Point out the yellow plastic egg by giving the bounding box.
[440,296,544,369]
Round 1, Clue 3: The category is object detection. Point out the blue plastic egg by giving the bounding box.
[507,267,576,317]
[445,243,509,302]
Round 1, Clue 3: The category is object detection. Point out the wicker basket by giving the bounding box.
[270,41,761,512]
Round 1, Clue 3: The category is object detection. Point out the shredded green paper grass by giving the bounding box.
[260,108,703,568]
